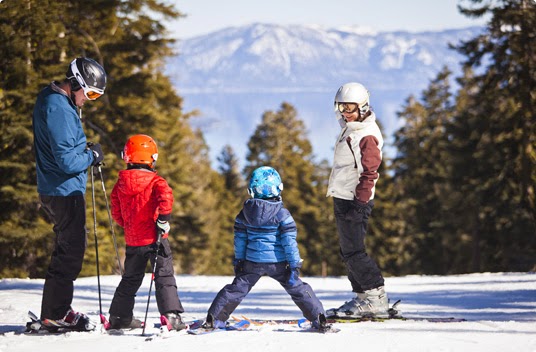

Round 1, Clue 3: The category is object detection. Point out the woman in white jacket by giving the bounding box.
[326,82,389,318]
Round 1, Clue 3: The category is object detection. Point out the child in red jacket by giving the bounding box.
[108,134,185,331]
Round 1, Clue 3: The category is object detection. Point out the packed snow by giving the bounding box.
[1,272,535,352]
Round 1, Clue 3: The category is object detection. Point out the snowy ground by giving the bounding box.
[1,272,535,352]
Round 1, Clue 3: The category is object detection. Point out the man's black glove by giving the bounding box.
[88,143,104,166]
[233,258,245,276]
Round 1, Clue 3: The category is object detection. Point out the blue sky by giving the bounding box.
[167,0,489,39]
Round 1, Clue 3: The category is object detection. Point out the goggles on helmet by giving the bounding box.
[337,102,359,114]
[83,88,103,100]
[69,60,105,100]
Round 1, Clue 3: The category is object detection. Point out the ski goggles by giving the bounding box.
[69,61,105,100]
[82,87,104,100]
[336,102,359,114]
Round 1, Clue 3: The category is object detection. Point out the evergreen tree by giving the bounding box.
[310,159,346,276]
[218,145,246,201]
[203,145,248,274]
[453,0,536,271]
[392,67,457,274]
[161,127,230,274]
[244,102,329,275]
[0,0,76,277]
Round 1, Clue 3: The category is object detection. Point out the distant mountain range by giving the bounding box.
[165,23,482,167]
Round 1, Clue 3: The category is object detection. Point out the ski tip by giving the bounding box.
[100,314,111,330]
[160,315,171,332]
[231,320,250,329]
[297,318,309,328]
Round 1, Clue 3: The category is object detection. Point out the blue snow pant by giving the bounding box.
[333,197,384,292]
[207,260,325,322]
[109,238,184,320]
[39,194,87,320]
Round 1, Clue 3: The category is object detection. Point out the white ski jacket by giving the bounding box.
[327,112,383,202]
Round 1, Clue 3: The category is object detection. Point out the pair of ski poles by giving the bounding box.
[90,164,162,335]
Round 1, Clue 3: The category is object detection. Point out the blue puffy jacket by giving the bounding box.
[233,198,301,267]
[32,83,94,196]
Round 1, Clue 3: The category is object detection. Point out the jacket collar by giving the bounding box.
[344,111,377,131]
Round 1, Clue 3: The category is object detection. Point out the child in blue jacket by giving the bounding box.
[206,166,327,330]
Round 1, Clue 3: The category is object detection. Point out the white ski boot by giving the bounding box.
[345,286,389,318]
[326,292,367,317]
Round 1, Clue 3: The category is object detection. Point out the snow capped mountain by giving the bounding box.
[165,23,482,166]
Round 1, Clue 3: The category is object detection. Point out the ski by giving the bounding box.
[235,315,339,333]
[22,311,97,335]
[186,319,251,335]
[144,317,204,341]
[326,299,465,323]
[328,316,467,323]
[272,324,341,334]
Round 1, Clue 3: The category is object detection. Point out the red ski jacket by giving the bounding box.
[111,168,173,246]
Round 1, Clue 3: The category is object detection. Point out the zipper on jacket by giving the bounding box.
[346,136,358,169]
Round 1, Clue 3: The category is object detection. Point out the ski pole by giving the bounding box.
[90,166,107,327]
[97,166,124,275]
[142,230,163,336]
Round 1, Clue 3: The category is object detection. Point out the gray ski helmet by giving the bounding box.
[66,57,106,100]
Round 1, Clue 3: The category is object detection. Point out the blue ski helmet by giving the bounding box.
[248,166,284,199]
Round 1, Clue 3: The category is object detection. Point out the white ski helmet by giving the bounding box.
[334,82,370,117]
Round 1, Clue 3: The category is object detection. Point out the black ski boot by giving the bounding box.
[109,315,143,330]
[312,313,330,332]
[162,312,186,331]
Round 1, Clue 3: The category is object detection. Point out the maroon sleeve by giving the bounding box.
[154,176,174,221]
[110,183,124,227]
[355,135,381,203]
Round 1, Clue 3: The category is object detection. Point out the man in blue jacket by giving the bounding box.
[32,57,106,332]
[205,166,328,331]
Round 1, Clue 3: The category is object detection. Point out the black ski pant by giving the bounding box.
[39,194,87,320]
[333,197,384,292]
[109,238,184,320]
[208,260,325,322]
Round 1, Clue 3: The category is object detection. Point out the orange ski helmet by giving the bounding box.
[122,134,158,167]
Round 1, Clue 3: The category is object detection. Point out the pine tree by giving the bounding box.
[0,0,74,277]
[453,0,536,271]
[218,145,246,200]
[392,67,457,274]
[202,145,248,274]
[310,159,346,276]
[244,102,330,275]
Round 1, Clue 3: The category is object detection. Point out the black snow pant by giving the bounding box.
[109,238,184,320]
[333,197,384,293]
[39,194,87,320]
[208,260,325,322]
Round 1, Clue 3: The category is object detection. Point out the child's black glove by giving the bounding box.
[286,260,303,287]
[156,219,170,235]
[233,258,245,275]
